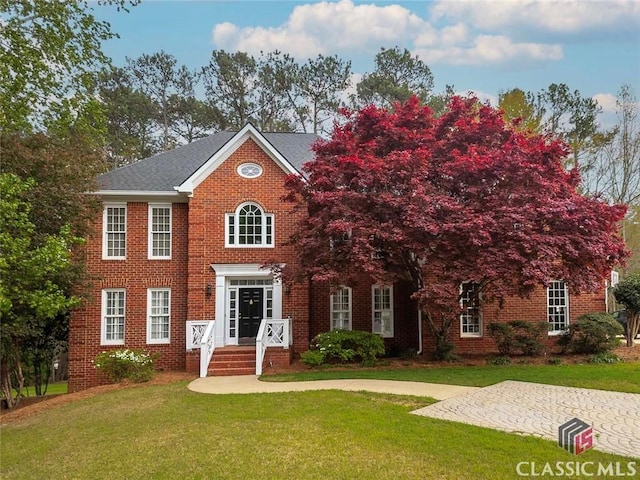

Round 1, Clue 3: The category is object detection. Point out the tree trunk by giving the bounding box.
[625,311,639,347]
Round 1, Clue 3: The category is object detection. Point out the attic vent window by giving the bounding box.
[238,163,263,178]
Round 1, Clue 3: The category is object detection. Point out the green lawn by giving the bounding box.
[1,378,636,480]
[263,362,640,393]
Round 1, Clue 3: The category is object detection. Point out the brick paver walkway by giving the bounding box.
[411,380,640,458]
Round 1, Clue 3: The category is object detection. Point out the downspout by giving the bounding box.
[417,309,423,355]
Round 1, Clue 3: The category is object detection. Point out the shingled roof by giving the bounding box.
[97,129,319,193]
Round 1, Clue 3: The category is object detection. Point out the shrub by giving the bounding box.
[94,349,157,383]
[304,330,385,367]
[557,313,623,354]
[300,350,325,367]
[487,356,512,365]
[487,321,547,356]
[588,352,622,364]
[547,357,563,365]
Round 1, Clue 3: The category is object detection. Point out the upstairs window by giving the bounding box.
[103,204,126,259]
[149,204,172,259]
[331,287,352,331]
[372,285,394,337]
[547,280,569,333]
[460,281,481,336]
[226,202,273,247]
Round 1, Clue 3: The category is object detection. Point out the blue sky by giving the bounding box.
[94,0,640,124]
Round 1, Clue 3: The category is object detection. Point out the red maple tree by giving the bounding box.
[282,96,628,357]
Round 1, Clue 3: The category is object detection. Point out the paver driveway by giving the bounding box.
[411,380,640,458]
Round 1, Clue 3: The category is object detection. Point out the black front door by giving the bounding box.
[239,288,263,340]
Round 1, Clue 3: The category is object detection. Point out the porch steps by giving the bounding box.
[208,346,256,376]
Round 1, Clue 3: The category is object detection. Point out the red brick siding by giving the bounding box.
[68,203,189,392]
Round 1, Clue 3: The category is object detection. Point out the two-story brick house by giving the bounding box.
[68,124,607,391]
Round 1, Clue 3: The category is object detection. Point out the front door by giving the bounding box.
[239,288,263,342]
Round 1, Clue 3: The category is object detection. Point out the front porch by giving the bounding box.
[186,318,293,377]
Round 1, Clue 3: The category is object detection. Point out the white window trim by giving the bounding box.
[237,162,263,179]
[460,281,482,338]
[330,287,352,331]
[147,288,171,344]
[547,280,569,335]
[148,203,172,259]
[101,289,126,345]
[102,203,127,260]
[225,202,274,248]
[372,285,394,338]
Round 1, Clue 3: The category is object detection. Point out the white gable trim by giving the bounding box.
[175,124,299,195]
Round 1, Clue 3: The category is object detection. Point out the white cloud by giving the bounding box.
[212,0,427,59]
[211,0,624,69]
[593,93,618,114]
[415,35,562,66]
[430,0,640,37]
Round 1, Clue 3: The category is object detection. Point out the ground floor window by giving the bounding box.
[460,282,481,337]
[102,289,125,345]
[372,285,393,337]
[147,288,170,344]
[547,280,569,333]
[331,287,352,330]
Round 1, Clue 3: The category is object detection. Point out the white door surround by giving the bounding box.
[210,264,283,347]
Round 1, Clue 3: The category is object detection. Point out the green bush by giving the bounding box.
[588,352,622,364]
[487,320,547,356]
[557,313,623,354]
[299,350,325,367]
[302,330,385,367]
[487,356,512,365]
[94,349,157,383]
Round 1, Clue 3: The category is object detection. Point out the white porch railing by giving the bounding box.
[197,321,216,378]
[255,318,292,376]
[186,321,210,350]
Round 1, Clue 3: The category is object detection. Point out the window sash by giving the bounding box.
[547,281,568,332]
[104,206,126,258]
[149,205,171,258]
[226,203,274,247]
[103,290,125,345]
[460,282,481,336]
[331,287,351,330]
[148,289,170,343]
[372,285,393,337]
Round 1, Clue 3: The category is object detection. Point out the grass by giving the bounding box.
[262,362,640,393]
[1,379,636,480]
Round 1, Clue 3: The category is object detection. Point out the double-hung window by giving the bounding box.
[102,289,125,345]
[147,288,170,344]
[372,285,393,337]
[103,204,126,259]
[226,202,274,247]
[331,287,352,330]
[547,280,569,333]
[149,204,172,259]
[460,282,481,336]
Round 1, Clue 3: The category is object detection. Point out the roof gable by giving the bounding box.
[176,124,301,194]
[95,125,318,196]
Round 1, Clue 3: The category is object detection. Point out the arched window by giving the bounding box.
[226,202,274,247]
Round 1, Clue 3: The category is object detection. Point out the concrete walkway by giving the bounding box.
[188,377,640,458]
[188,375,476,400]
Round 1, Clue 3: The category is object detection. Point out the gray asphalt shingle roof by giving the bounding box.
[97,130,319,192]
